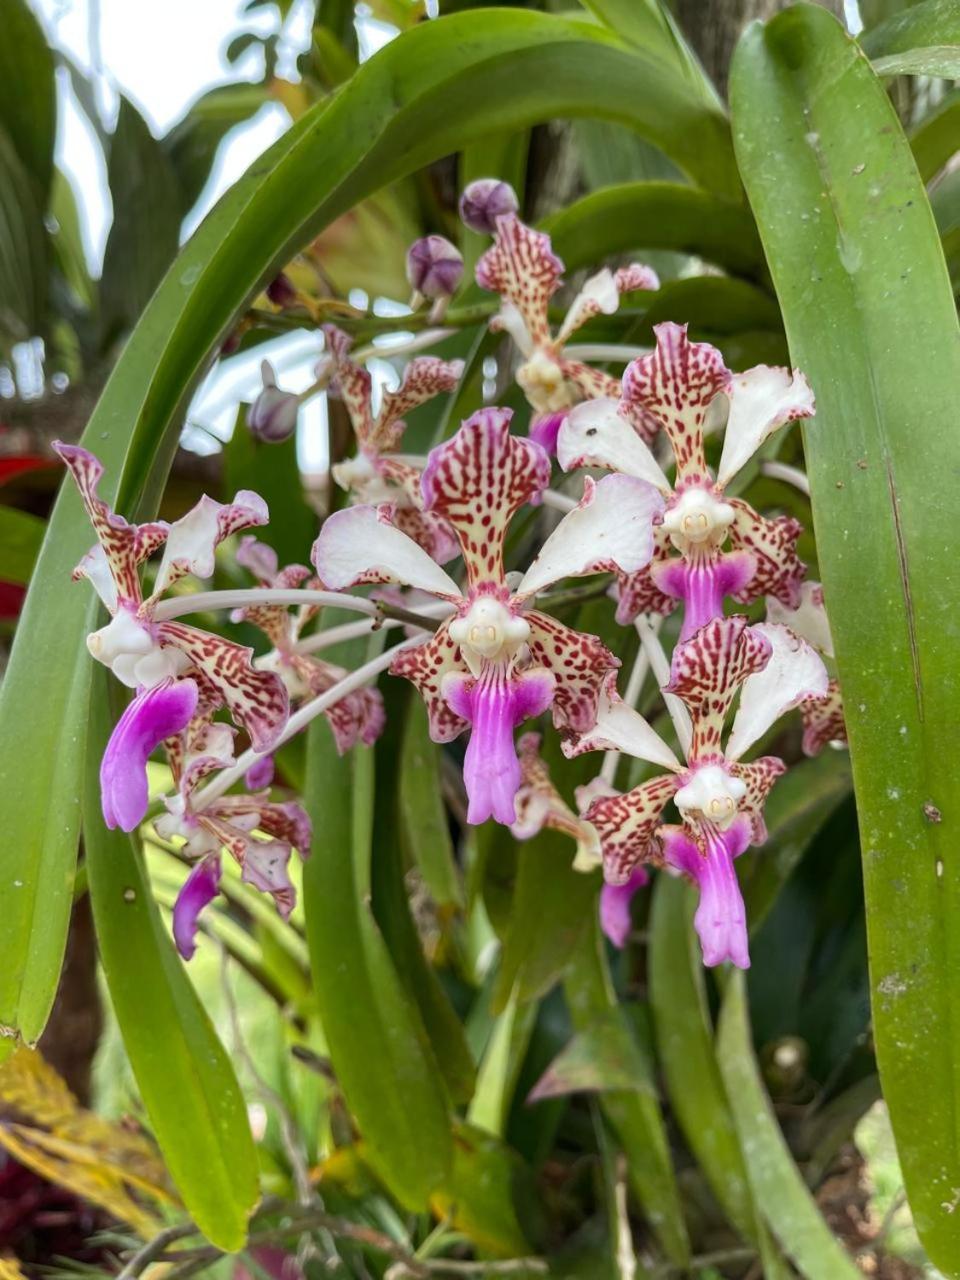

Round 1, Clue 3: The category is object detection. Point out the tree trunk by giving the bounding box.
[672,0,845,95]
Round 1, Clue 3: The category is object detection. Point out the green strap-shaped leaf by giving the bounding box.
[84,675,258,1251]
[862,0,960,75]
[399,699,463,912]
[730,7,960,1271]
[910,89,960,182]
[162,82,267,217]
[716,972,860,1279]
[302,639,453,1208]
[0,128,47,349]
[0,0,55,204]
[0,506,44,586]
[0,3,734,1074]
[544,181,765,278]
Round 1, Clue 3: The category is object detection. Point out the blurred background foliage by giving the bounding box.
[1,0,959,1277]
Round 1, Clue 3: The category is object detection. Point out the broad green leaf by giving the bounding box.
[84,675,258,1251]
[730,8,960,1271]
[163,82,267,216]
[716,973,860,1279]
[544,181,765,278]
[862,0,960,75]
[100,98,182,344]
[468,985,537,1137]
[579,0,719,105]
[223,411,315,568]
[910,90,960,181]
[0,506,44,585]
[528,1010,655,1102]
[303,637,452,1208]
[931,164,960,283]
[649,877,756,1242]
[566,921,690,1265]
[429,1122,537,1257]
[0,129,46,349]
[399,699,463,911]
[0,3,736,1070]
[0,0,55,203]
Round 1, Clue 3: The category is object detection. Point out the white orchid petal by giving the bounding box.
[516,474,664,598]
[75,543,118,611]
[492,299,535,357]
[557,398,671,491]
[727,622,828,761]
[766,581,834,658]
[716,365,816,488]
[568,679,679,770]
[311,504,460,597]
[556,268,620,345]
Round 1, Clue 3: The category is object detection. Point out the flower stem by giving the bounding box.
[634,615,692,757]
[761,459,811,495]
[192,638,419,807]
[153,588,382,622]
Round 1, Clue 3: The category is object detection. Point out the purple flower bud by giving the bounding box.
[406,236,463,301]
[248,360,299,443]
[459,178,519,234]
[245,754,275,791]
[266,273,297,308]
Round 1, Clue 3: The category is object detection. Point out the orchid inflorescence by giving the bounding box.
[57,178,846,971]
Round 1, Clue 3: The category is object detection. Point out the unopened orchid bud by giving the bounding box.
[406,235,463,303]
[247,361,299,443]
[266,273,297,308]
[459,178,519,234]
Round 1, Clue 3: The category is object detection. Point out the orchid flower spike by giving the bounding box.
[325,325,463,562]
[54,443,289,834]
[157,713,311,960]
[558,322,815,643]
[567,616,828,969]
[767,581,846,755]
[312,406,664,826]
[232,537,385,753]
[474,211,659,450]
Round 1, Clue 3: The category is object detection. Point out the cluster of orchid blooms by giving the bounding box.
[56,178,846,972]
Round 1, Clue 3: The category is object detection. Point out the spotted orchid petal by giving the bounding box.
[101,677,199,831]
[511,732,601,869]
[612,529,677,625]
[389,505,461,566]
[727,499,804,609]
[562,672,679,770]
[525,610,619,735]
[391,622,470,742]
[666,616,772,760]
[476,213,563,351]
[560,361,623,405]
[54,442,169,610]
[421,407,550,586]
[556,263,658,346]
[660,820,751,968]
[716,365,815,489]
[299,658,386,753]
[311,504,460,598]
[236,536,280,582]
[373,356,464,452]
[443,664,555,825]
[621,323,730,483]
[152,491,269,597]
[586,773,680,883]
[600,868,650,950]
[729,755,787,843]
[214,794,312,856]
[516,474,664,600]
[726,622,828,761]
[557,398,671,492]
[800,680,846,756]
[323,325,375,444]
[172,855,221,960]
[766,580,834,657]
[157,621,289,753]
[240,838,297,919]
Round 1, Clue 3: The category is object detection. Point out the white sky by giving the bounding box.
[29,0,397,471]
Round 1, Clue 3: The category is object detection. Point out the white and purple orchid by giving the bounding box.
[767,580,847,755]
[567,615,828,968]
[54,443,290,834]
[156,712,311,960]
[558,322,815,643]
[473,209,659,450]
[324,324,464,562]
[312,406,664,826]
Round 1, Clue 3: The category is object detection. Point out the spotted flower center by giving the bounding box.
[662,487,735,554]
[449,596,531,671]
[331,453,398,506]
[674,763,747,831]
[517,350,570,414]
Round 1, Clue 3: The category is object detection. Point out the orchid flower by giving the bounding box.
[312,406,664,826]
[324,325,463,562]
[510,734,648,949]
[768,580,846,755]
[558,323,815,642]
[474,211,659,450]
[156,712,311,960]
[231,537,385,753]
[567,616,828,968]
[54,443,289,833]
